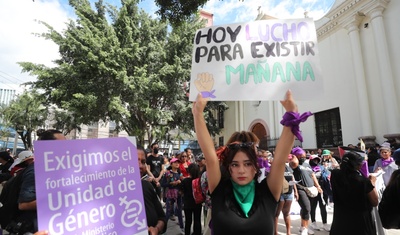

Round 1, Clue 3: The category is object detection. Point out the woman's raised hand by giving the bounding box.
[192,93,209,116]
[280,90,298,113]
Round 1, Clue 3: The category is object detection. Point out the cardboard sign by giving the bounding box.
[189,18,323,101]
[34,137,147,235]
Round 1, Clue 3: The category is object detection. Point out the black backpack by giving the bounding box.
[0,169,25,229]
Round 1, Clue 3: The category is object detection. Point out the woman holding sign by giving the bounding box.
[192,90,312,235]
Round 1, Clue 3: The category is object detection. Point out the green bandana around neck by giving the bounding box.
[231,179,255,218]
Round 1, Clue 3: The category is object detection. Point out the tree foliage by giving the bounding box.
[20,0,225,146]
[153,0,245,26]
[0,90,48,150]
[154,0,208,26]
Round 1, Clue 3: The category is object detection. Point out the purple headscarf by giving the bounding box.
[292,147,305,156]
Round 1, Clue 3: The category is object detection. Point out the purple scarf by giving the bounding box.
[257,157,270,172]
[280,111,313,142]
[381,158,394,168]
[311,165,321,172]
[359,161,369,178]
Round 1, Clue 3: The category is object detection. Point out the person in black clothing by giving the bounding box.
[0,151,14,183]
[138,146,166,235]
[181,164,202,235]
[367,146,380,173]
[16,129,66,234]
[330,151,378,235]
[146,143,165,199]
[378,148,400,229]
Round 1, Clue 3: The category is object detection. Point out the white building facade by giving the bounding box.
[218,0,400,150]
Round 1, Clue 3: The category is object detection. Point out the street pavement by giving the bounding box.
[163,201,400,235]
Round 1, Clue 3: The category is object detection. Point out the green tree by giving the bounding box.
[0,104,13,150]
[20,0,225,146]
[1,90,48,150]
[153,0,245,26]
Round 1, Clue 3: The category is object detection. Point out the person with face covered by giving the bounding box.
[292,147,311,169]
[308,155,331,232]
[330,151,378,235]
[290,154,323,235]
[146,143,165,199]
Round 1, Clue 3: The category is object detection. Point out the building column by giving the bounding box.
[275,101,284,139]
[234,101,240,131]
[367,6,400,133]
[234,101,245,131]
[239,101,244,130]
[268,100,275,138]
[343,18,373,136]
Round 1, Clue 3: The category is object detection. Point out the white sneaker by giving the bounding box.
[300,227,308,235]
[307,226,315,235]
[323,223,331,232]
[309,222,320,231]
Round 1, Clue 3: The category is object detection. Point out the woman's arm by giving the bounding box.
[156,162,165,182]
[267,91,296,201]
[146,164,155,179]
[331,157,340,169]
[19,200,37,210]
[311,172,323,193]
[148,219,165,235]
[192,93,221,193]
[368,175,379,207]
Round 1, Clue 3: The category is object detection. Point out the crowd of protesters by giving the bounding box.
[0,92,398,235]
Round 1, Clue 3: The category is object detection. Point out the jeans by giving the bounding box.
[166,196,184,229]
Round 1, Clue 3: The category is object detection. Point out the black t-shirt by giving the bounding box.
[141,180,167,232]
[211,178,277,235]
[330,169,375,234]
[292,165,314,187]
[181,177,198,209]
[146,155,163,178]
[367,152,380,167]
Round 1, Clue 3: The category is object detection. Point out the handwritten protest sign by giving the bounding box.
[189,18,323,101]
[34,137,147,235]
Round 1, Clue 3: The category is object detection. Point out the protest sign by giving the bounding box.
[34,137,147,235]
[189,18,323,101]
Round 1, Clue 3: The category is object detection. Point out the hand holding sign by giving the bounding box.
[194,72,216,98]
[192,93,209,117]
[280,90,298,113]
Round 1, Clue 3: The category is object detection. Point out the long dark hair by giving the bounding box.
[188,163,200,179]
[340,151,365,173]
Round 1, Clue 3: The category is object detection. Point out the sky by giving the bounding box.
[0,0,335,91]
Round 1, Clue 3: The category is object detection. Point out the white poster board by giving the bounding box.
[189,18,323,101]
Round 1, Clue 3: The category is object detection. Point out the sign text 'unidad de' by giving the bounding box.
[34,137,147,235]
